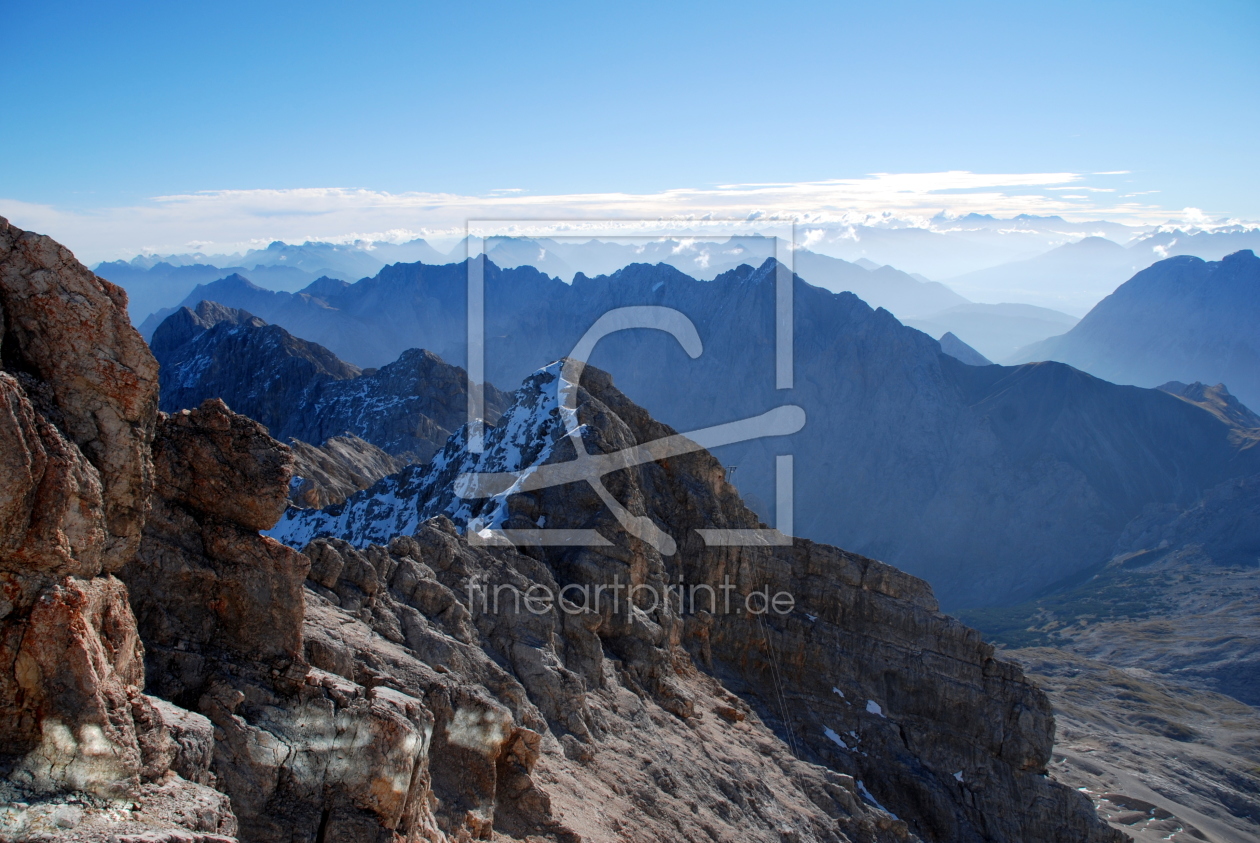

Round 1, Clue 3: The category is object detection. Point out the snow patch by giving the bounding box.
[267,362,577,549]
[823,728,848,750]
[856,781,898,820]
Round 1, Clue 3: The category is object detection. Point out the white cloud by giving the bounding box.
[0,171,1228,263]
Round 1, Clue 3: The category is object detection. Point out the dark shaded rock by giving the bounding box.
[124,399,307,697]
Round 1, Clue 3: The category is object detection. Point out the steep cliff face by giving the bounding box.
[276,362,1122,843]
[0,216,235,839]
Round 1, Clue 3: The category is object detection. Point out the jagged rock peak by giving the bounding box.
[269,360,580,547]
[148,299,266,360]
[152,303,507,462]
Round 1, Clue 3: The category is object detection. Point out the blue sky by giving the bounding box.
[1,0,1257,257]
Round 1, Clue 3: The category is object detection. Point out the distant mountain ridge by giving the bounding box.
[1013,250,1260,410]
[116,239,975,336]
[96,236,451,322]
[945,236,1148,315]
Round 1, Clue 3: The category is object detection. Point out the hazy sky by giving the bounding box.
[1,0,1257,256]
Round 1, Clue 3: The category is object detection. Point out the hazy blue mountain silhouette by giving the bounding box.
[1014,250,1260,410]
[945,236,1146,315]
[904,301,1078,361]
[97,237,449,322]
[938,332,992,366]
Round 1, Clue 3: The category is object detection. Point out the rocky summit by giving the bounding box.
[152,299,508,463]
[0,217,1131,842]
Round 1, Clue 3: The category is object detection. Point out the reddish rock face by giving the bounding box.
[126,398,308,695]
[0,218,158,571]
[0,217,160,794]
[0,575,145,794]
[0,372,106,579]
[0,219,234,839]
[153,398,294,533]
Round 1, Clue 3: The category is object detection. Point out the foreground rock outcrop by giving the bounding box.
[0,217,235,840]
[122,398,452,841]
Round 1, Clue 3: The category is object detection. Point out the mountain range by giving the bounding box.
[0,215,1128,843]
[153,257,1260,610]
[96,215,1260,333]
[111,230,1212,364]
[109,239,992,333]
